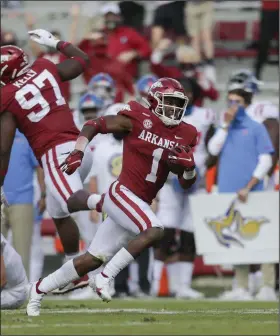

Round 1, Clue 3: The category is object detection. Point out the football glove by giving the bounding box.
[28,29,60,48]
[60,150,84,175]
[168,145,195,171]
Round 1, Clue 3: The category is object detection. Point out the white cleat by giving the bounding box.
[176,287,205,299]
[26,280,45,316]
[89,273,112,303]
[255,286,277,301]
[219,287,253,301]
[68,286,99,300]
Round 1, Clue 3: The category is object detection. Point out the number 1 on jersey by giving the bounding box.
[146,148,164,183]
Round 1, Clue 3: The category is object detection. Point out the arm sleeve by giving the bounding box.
[256,124,275,155]
[129,29,151,59]
[208,128,228,156]
[252,154,273,180]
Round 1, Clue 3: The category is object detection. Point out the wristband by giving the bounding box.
[183,169,196,180]
[57,41,71,52]
[84,117,108,134]
[220,122,229,130]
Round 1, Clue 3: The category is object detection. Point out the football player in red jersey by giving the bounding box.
[27,77,198,316]
[0,29,104,293]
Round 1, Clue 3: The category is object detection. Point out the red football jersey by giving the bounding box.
[39,52,71,102]
[0,58,79,160]
[118,101,198,204]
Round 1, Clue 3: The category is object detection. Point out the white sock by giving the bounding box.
[151,260,164,296]
[87,194,102,210]
[102,248,134,279]
[248,271,263,295]
[167,262,180,294]
[38,260,79,293]
[178,262,194,288]
[64,252,81,264]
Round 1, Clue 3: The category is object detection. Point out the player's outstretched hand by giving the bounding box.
[28,29,60,48]
[60,150,84,175]
[168,145,195,171]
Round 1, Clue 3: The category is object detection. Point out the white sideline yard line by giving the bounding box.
[2,320,277,330]
[2,308,278,315]
[1,321,172,330]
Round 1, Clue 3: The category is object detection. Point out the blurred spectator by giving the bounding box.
[29,176,45,283]
[151,1,186,49]
[150,41,219,106]
[254,0,279,79]
[185,1,215,68]
[1,0,22,8]
[2,130,46,278]
[208,89,275,300]
[1,30,18,46]
[25,14,71,102]
[1,233,28,309]
[101,2,151,79]
[119,1,145,33]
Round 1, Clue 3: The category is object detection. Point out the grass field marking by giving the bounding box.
[1,321,172,330]
[2,308,278,316]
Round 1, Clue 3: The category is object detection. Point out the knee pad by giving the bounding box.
[178,231,196,255]
[155,228,178,256]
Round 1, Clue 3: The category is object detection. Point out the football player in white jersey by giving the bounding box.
[152,78,215,299]
[1,233,28,309]
[218,70,279,301]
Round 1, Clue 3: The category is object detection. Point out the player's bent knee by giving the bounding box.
[179,231,196,255]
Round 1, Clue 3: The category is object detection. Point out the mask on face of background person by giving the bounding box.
[234,105,246,122]
[228,100,246,123]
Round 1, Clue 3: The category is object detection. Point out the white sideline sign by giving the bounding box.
[190,192,279,265]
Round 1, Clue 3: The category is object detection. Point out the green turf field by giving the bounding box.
[1,299,278,335]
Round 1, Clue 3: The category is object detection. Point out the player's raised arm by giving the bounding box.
[60,115,133,175]
[28,29,89,81]
[0,112,17,186]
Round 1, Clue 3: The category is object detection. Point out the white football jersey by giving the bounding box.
[183,106,215,175]
[1,234,28,289]
[246,100,279,123]
[89,136,123,194]
[103,103,127,117]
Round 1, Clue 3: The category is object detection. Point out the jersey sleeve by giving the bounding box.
[255,123,275,155]
[189,125,199,148]
[262,104,279,120]
[205,108,216,125]
[117,101,141,121]
[0,88,14,114]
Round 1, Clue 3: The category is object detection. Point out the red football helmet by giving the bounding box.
[0,45,30,86]
[144,77,189,127]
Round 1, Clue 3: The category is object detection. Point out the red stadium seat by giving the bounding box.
[214,21,247,41]
[41,218,56,237]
